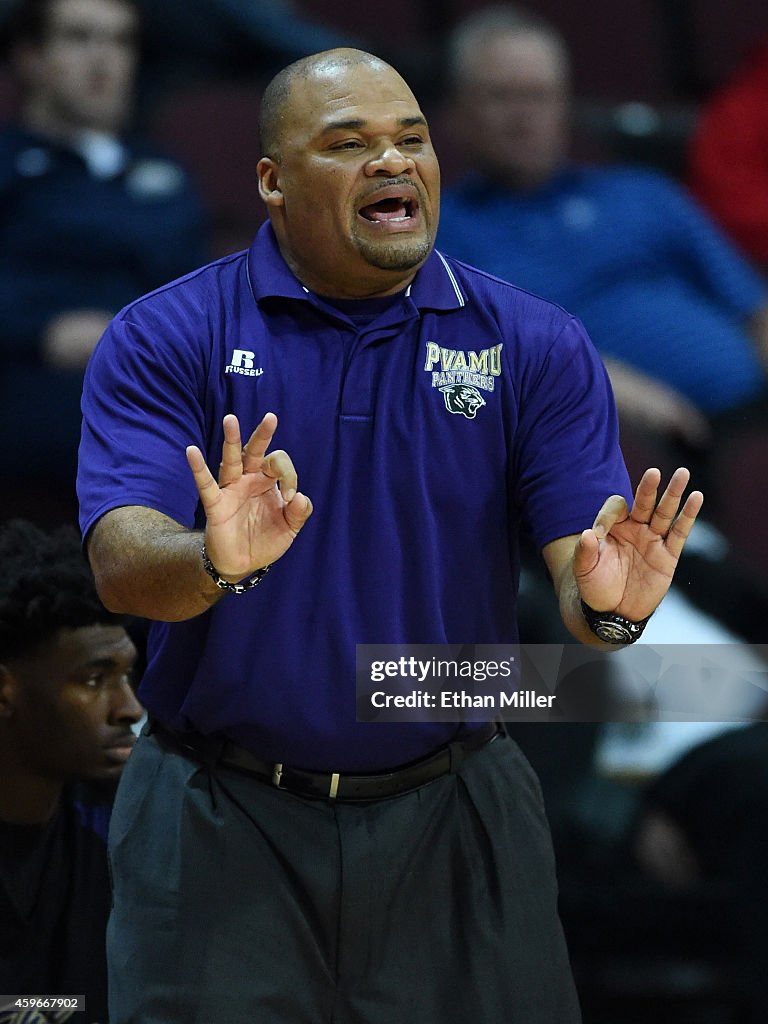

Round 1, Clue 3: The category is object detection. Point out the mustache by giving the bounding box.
[358,177,423,201]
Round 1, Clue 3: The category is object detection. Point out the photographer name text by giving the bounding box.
[370,689,556,709]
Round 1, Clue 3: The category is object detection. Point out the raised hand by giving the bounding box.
[186,412,313,581]
[573,467,703,621]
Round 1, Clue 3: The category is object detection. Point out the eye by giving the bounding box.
[82,673,105,690]
[399,135,424,147]
[331,139,365,151]
[80,669,134,691]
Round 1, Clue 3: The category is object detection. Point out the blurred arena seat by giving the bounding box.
[710,426,768,579]
[295,0,427,44]
[671,0,766,96]
[148,79,267,258]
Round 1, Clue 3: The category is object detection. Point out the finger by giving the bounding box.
[283,492,313,534]
[218,414,244,487]
[649,467,691,536]
[664,489,704,560]
[591,494,629,539]
[262,449,298,500]
[242,412,278,473]
[628,467,662,524]
[186,445,221,511]
[573,528,600,578]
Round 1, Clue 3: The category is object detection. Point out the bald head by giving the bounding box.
[260,48,395,161]
[254,49,439,298]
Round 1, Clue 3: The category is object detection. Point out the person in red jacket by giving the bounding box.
[689,38,768,270]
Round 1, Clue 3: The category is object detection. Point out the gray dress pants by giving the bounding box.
[107,730,581,1023]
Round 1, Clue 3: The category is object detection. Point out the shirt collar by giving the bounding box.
[72,130,127,179]
[11,125,129,179]
[247,222,466,313]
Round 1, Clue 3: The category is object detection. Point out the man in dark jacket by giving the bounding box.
[0,0,208,510]
[0,519,142,1023]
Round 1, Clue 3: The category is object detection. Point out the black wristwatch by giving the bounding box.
[580,599,651,644]
[201,543,270,595]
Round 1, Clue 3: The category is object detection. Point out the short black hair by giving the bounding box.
[1,0,140,52]
[259,48,387,160]
[0,519,123,662]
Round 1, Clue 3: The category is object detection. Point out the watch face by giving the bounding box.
[595,621,633,644]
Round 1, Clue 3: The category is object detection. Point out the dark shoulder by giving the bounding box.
[0,124,24,156]
[115,248,249,327]
[0,125,31,186]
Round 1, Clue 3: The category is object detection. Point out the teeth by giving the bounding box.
[358,194,416,223]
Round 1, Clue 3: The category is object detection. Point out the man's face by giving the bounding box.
[7,623,142,782]
[22,0,138,132]
[458,31,569,189]
[259,60,440,298]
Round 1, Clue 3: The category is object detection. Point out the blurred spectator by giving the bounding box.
[120,2,445,116]
[0,519,142,1023]
[0,0,208,519]
[1,0,444,122]
[689,37,768,271]
[437,5,768,461]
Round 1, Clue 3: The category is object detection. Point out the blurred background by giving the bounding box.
[2,2,768,1021]
[3,0,768,546]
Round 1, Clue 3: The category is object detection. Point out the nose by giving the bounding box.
[108,678,144,726]
[365,142,414,176]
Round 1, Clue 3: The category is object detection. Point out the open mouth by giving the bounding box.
[358,193,419,224]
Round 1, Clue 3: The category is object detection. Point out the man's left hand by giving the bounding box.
[573,467,704,621]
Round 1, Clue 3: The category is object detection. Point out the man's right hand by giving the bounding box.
[186,412,313,582]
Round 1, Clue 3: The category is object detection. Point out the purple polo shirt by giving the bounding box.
[78,223,631,771]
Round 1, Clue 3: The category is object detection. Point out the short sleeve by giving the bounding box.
[510,316,632,550]
[77,311,208,539]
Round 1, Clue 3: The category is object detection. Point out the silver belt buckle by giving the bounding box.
[272,763,283,788]
[328,772,341,799]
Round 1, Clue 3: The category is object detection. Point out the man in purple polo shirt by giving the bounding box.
[78,47,703,1024]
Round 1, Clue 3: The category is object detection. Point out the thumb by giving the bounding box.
[591,494,629,538]
[573,528,599,579]
[284,492,313,535]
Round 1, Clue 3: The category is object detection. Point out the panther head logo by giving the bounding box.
[440,384,486,419]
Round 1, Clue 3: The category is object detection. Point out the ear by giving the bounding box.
[0,664,18,720]
[257,157,284,208]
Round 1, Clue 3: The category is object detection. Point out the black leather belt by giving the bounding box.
[147,719,501,802]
